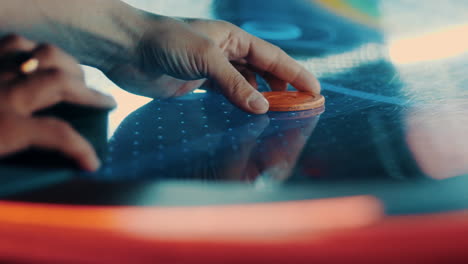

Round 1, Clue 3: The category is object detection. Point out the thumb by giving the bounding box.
[208,55,269,114]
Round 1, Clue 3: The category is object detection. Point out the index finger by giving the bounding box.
[244,33,321,94]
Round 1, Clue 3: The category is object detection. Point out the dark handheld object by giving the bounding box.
[0,103,109,170]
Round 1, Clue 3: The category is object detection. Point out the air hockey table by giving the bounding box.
[1,0,468,263]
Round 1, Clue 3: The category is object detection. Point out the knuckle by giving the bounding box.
[194,39,219,75]
[43,68,79,98]
[266,58,280,74]
[290,67,304,84]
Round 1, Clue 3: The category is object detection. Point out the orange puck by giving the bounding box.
[269,107,325,120]
[261,91,325,112]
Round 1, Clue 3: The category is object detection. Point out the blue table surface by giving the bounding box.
[2,0,468,215]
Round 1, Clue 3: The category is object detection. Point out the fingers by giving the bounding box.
[29,117,100,171]
[32,44,84,79]
[0,113,32,157]
[0,36,105,172]
[0,114,99,171]
[244,33,321,94]
[0,35,36,82]
[235,64,287,92]
[234,64,258,89]
[2,69,116,115]
[208,53,269,114]
[263,72,288,91]
[235,63,288,91]
[0,36,83,81]
[0,34,35,55]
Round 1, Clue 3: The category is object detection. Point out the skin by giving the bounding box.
[0,35,116,171]
[0,0,321,170]
[107,16,321,113]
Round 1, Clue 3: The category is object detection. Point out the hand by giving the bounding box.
[105,16,320,114]
[0,35,116,171]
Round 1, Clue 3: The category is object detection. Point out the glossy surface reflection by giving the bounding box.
[2,0,468,215]
[89,83,322,182]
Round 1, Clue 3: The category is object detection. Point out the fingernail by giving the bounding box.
[248,93,269,113]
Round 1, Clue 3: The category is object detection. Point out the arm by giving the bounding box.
[0,0,142,70]
[0,0,321,114]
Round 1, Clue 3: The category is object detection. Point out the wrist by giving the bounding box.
[93,2,179,74]
[81,1,148,72]
[33,0,150,73]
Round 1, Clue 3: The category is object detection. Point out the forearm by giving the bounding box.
[0,0,147,71]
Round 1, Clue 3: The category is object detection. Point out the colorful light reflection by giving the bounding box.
[389,24,468,64]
